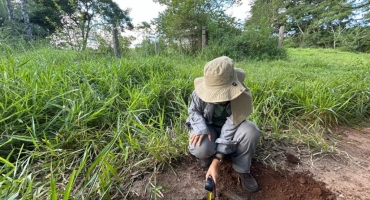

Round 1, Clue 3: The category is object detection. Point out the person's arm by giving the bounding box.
[215,115,242,155]
[205,153,223,184]
[206,117,240,184]
[187,91,209,135]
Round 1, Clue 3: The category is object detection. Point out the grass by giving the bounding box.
[245,48,370,130]
[0,47,369,199]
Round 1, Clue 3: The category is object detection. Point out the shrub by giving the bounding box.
[203,25,286,61]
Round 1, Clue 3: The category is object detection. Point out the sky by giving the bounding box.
[114,1,167,25]
[113,0,253,45]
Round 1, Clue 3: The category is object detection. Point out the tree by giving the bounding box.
[246,0,284,30]
[5,0,14,21]
[153,0,241,53]
[20,0,33,41]
[98,0,133,55]
[0,1,7,25]
[248,0,356,48]
[30,0,74,36]
[344,0,370,9]
[46,0,132,50]
[344,0,370,23]
[1,0,22,41]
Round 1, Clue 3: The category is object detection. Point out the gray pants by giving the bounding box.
[188,120,261,173]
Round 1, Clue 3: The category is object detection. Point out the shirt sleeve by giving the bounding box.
[215,115,242,155]
[186,91,209,135]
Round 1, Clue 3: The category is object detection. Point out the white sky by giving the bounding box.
[114,1,167,25]
[113,0,253,45]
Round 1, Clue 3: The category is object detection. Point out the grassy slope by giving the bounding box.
[245,48,369,127]
[0,48,369,199]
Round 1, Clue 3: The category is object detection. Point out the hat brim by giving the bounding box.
[194,71,246,103]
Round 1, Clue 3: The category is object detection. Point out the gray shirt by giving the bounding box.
[186,91,244,155]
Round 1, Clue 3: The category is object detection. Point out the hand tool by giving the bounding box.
[205,176,216,200]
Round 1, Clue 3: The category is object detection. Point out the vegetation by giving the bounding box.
[0,47,369,199]
[248,0,370,51]
[1,0,370,199]
[149,0,286,59]
[1,0,369,56]
[153,0,240,52]
[1,0,132,50]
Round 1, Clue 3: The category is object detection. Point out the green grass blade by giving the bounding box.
[0,156,15,168]
[63,169,77,200]
[50,167,57,200]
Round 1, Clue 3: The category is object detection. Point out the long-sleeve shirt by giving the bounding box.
[185,90,244,155]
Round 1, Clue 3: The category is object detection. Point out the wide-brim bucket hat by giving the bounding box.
[194,56,246,103]
[194,56,253,125]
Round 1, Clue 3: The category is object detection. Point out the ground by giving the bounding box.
[129,126,370,200]
[296,126,370,200]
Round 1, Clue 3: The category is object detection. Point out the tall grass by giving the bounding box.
[245,48,370,129]
[0,47,369,199]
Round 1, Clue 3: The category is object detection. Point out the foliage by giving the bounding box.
[0,47,193,198]
[246,0,284,30]
[47,0,133,50]
[245,48,370,130]
[1,0,64,39]
[0,47,369,199]
[337,26,370,52]
[0,0,24,40]
[94,33,135,56]
[346,0,370,10]
[153,0,241,53]
[203,12,286,60]
[1,0,11,20]
[248,0,370,51]
[31,0,76,35]
[284,0,352,48]
[149,0,286,59]
[1,0,132,50]
[204,28,286,60]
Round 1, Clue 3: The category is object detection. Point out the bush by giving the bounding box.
[203,26,287,61]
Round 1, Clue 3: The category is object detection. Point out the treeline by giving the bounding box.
[138,0,370,58]
[140,0,287,60]
[0,0,133,51]
[248,0,370,52]
[1,0,369,58]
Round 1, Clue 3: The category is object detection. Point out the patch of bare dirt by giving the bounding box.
[287,126,370,200]
[129,157,334,200]
[128,126,370,200]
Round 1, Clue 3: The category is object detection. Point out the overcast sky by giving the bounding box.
[113,1,252,25]
[112,0,253,45]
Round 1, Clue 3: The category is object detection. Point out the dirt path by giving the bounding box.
[128,126,370,199]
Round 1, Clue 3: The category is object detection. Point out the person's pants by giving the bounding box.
[188,120,261,173]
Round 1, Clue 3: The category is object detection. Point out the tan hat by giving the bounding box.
[194,56,246,103]
[194,56,253,125]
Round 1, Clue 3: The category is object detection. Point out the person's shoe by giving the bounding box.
[237,172,259,192]
[198,157,212,168]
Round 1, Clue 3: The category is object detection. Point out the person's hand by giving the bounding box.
[190,133,211,146]
[206,160,221,184]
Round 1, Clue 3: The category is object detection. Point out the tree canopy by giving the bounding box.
[153,0,242,53]
[247,0,370,51]
[1,0,369,54]
[1,0,133,50]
